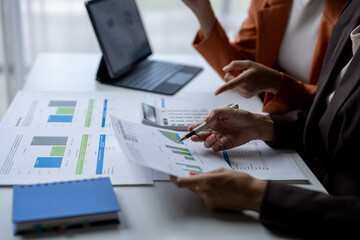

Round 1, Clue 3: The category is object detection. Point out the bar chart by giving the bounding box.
[32,136,68,168]
[159,130,183,144]
[0,92,131,131]
[84,99,94,128]
[165,145,194,161]
[0,129,154,185]
[164,144,202,172]
[47,100,77,123]
[175,162,202,173]
[110,116,229,177]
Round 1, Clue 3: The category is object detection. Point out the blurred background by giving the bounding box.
[0,0,250,119]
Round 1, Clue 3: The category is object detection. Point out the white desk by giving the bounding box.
[0,53,326,239]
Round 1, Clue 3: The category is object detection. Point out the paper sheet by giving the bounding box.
[0,91,153,185]
[111,115,308,181]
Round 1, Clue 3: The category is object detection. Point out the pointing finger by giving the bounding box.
[222,60,252,73]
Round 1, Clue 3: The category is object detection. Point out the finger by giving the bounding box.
[213,132,236,151]
[215,82,233,95]
[222,60,252,73]
[176,174,210,188]
[170,175,178,184]
[189,171,201,176]
[215,72,249,96]
[223,72,235,83]
[188,121,205,131]
[190,135,202,142]
[191,131,212,142]
[204,134,218,148]
[205,108,226,125]
[211,140,227,152]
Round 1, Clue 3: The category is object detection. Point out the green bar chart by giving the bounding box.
[165,145,194,160]
[176,163,202,173]
[84,99,94,128]
[31,136,68,168]
[47,100,77,123]
[159,130,184,144]
[75,134,88,175]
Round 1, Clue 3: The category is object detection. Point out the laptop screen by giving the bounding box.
[86,0,152,78]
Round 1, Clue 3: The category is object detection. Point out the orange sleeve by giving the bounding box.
[192,5,257,78]
[262,0,346,114]
[262,73,317,114]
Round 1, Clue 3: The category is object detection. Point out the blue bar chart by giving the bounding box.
[165,145,195,161]
[31,136,68,168]
[35,157,63,168]
[96,135,106,174]
[47,100,77,123]
[101,99,108,128]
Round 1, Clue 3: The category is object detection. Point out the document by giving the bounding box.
[111,115,308,181]
[0,91,153,185]
[111,115,229,177]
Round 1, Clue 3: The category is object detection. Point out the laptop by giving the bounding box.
[85,0,203,95]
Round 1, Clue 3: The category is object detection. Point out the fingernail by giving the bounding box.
[222,65,230,71]
[189,171,197,176]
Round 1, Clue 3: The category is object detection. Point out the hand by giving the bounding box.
[188,107,274,152]
[171,168,267,212]
[215,60,282,98]
[181,0,216,37]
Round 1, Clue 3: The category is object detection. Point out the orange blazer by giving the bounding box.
[193,0,347,114]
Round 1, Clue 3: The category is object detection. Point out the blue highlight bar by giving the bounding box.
[222,151,232,167]
[161,97,165,108]
[96,135,106,175]
[175,133,184,145]
[34,157,63,168]
[48,115,73,123]
[101,99,108,128]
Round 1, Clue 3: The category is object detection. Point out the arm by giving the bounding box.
[262,75,317,114]
[185,1,317,114]
[172,169,360,238]
[260,181,360,238]
[188,107,275,152]
[216,60,317,113]
[181,106,360,237]
[181,0,217,38]
[188,104,306,151]
[189,3,258,78]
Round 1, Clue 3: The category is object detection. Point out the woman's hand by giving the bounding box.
[215,60,282,98]
[171,168,267,213]
[189,107,274,152]
[181,0,216,37]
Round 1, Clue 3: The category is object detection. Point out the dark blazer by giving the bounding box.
[259,0,360,237]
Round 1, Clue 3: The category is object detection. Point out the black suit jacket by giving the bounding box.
[259,0,360,237]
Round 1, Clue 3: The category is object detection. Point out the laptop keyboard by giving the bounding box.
[119,61,183,91]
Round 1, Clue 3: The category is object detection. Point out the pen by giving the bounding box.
[178,103,239,142]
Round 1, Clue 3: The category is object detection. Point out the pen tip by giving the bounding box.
[179,137,186,142]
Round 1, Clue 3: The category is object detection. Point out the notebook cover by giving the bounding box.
[13,177,120,223]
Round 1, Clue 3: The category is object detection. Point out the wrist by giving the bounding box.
[254,114,275,142]
[267,71,283,95]
[249,179,267,212]
[196,12,216,37]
